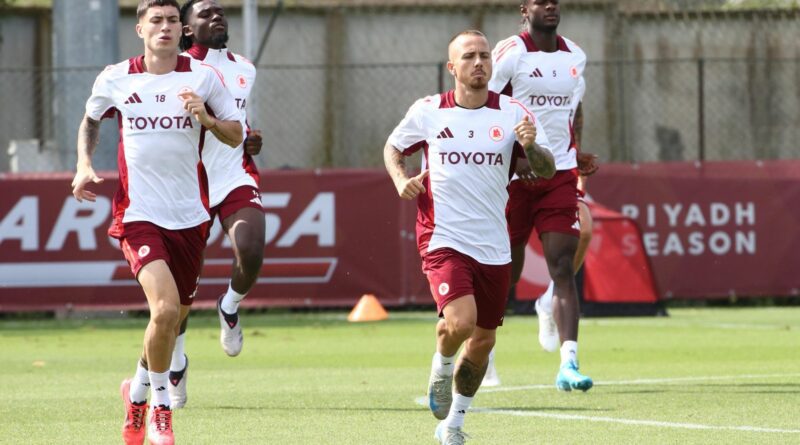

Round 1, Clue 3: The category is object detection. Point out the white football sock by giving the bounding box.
[148,371,171,408]
[538,281,555,314]
[444,393,473,429]
[130,360,150,404]
[561,340,578,365]
[431,351,455,377]
[170,333,186,372]
[220,283,246,314]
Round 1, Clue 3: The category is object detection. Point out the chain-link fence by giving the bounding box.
[0,66,121,173]
[3,56,796,172]
[581,57,800,163]
[1,1,798,172]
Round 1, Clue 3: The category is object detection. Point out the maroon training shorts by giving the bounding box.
[119,221,207,306]
[422,248,511,330]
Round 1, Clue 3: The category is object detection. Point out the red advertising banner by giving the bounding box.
[587,160,800,299]
[2,161,796,311]
[581,203,659,304]
[514,202,659,304]
[0,170,429,311]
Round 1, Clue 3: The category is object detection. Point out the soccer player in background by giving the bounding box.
[384,30,555,444]
[166,0,265,409]
[71,1,243,443]
[487,0,599,392]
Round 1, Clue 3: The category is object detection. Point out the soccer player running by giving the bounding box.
[488,0,599,392]
[385,30,555,444]
[71,1,243,443]
[165,0,265,409]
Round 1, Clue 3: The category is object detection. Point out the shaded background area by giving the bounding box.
[1,0,798,172]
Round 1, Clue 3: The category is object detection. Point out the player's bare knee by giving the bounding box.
[550,255,575,284]
[150,301,180,329]
[446,317,476,342]
[237,242,264,275]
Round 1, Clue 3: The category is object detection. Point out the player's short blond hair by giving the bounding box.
[448,29,487,46]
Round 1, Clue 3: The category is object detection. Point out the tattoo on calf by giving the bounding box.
[454,357,489,397]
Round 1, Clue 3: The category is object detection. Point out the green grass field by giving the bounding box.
[1,307,798,444]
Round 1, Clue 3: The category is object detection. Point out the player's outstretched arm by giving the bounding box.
[514,116,555,179]
[179,91,243,148]
[384,142,428,200]
[71,115,105,202]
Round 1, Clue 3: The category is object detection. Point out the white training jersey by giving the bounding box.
[489,33,586,171]
[184,45,258,207]
[85,55,242,236]
[388,90,551,265]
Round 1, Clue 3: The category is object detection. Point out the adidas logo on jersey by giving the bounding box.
[124,92,143,104]
[436,127,455,139]
[529,68,544,78]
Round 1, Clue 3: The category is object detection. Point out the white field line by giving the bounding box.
[471,408,800,434]
[479,372,800,394]
[585,319,795,331]
[413,373,800,434]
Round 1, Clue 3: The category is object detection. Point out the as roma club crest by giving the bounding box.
[490,126,504,142]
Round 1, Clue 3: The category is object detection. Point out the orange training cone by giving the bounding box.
[347,294,389,322]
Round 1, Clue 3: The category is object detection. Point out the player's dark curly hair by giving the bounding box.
[179,0,202,51]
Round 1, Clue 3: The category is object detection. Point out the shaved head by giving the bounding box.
[448,30,488,61]
[446,29,492,93]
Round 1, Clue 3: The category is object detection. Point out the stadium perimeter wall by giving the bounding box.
[1,161,798,312]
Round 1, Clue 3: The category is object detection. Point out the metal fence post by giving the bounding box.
[698,57,705,162]
[438,62,445,94]
[322,8,344,167]
[52,0,118,170]
[617,59,628,161]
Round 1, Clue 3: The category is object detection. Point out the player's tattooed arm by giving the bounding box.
[526,142,556,179]
[384,142,428,200]
[77,115,101,162]
[514,116,555,179]
[72,115,104,202]
[454,357,488,398]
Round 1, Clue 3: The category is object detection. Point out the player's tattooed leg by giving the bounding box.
[454,357,488,397]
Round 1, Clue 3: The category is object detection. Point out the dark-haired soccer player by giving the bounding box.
[71,1,243,443]
[488,0,598,392]
[165,0,265,410]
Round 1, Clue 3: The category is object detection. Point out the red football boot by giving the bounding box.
[147,405,174,445]
[120,378,148,445]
